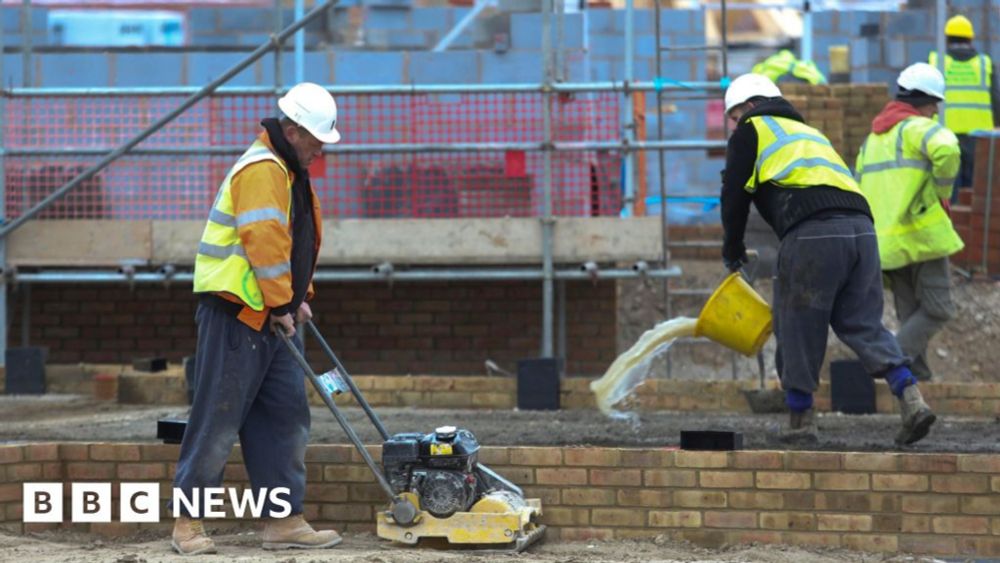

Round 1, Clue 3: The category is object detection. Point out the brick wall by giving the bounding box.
[6,281,617,376]
[952,135,1000,276]
[2,442,999,557]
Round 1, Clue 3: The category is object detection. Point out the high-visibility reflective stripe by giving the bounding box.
[756,116,836,179]
[197,241,247,260]
[253,261,291,280]
[862,160,931,174]
[771,157,853,182]
[934,176,956,187]
[235,207,288,228]
[947,103,992,110]
[920,124,943,156]
[208,208,236,227]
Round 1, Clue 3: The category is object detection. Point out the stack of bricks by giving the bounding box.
[830,83,890,167]
[951,135,1000,275]
[781,85,846,157]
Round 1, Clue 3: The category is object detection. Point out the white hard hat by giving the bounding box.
[897,63,945,100]
[724,73,782,114]
[278,82,341,144]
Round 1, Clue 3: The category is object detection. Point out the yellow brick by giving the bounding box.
[427,392,471,408]
[759,512,815,531]
[814,473,870,491]
[704,511,756,529]
[563,448,621,467]
[817,514,872,532]
[561,488,615,506]
[902,515,931,533]
[323,465,374,483]
[963,496,1000,515]
[731,451,784,469]
[543,507,590,526]
[786,452,843,471]
[477,447,509,465]
[90,444,140,461]
[900,535,956,555]
[843,534,898,553]
[617,489,671,507]
[649,510,702,528]
[674,451,729,468]
[932,474,988,494]
[932,516,990,535]
[872,473,928,492]
[558,527,615,542]
[521,486,560,506]
[619,449,669,468]
[993,476,1000,493]
[699,471,754,489]
[782,532,842,548]
[471,393,513,408]
[900,454,957,473]
[756,472,811,490]
[591,508,646,527]
[673,490,727,508]
[509,447,562,466]
[590,469,641,487]
[729,492,783,510]
[644,469,697,488]
[536,468,587,486]
[901,494,959,514]
[959,454,1000,473]
[843,453,899,472]
[489,466,533,485]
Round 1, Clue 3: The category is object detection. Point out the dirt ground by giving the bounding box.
[0,528,951,563]
[619,260,1000,384]
[0,395,997,453]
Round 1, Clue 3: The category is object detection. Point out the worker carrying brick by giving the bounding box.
[752,49,827,85]
[720,73,936,445]
[929,14,1000,195]
[172,83,341,555]
[856,63,963,382]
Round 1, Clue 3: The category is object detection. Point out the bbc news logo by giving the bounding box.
[23,483,292,523]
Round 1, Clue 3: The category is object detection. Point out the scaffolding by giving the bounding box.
[0,0,732,369]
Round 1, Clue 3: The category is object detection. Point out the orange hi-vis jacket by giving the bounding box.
[193,131,323,330]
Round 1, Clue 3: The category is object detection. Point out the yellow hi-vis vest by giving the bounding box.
[856,116,963,270]
[193,140,291,310]
[745,115,863,197]
[752,50,828,85]
[929,51,995,134]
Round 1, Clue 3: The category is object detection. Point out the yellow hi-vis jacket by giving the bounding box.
[929,51,995,134]
[855,116,963,270]
[193,132,322,330]
[752,50,827,85]
[745,115,863,197]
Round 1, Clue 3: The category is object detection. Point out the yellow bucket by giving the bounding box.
[695,273,773,356]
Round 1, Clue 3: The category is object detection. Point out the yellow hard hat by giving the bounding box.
[945,15,974,39]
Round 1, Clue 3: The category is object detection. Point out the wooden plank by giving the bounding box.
[7,220,152,266]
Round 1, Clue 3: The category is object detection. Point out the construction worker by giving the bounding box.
[721,73,935,445]
[752,49,827,85]
[856,63,962,382]
[172,82,341,555]
[929,14,1000,193]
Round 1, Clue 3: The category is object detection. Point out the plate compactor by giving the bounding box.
[280,321,545,552]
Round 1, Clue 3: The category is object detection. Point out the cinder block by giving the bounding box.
[409,51,477,84]
[363,6,411,30]
[510,13,542,50]
[480,51,543,83]
[333,51,405,85]
[218,7,272,32]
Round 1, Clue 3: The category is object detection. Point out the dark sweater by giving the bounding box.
[720,98,872,263]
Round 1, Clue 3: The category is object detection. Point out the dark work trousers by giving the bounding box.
[884,257,956,381]
[173,304,310,518]
[951,134,976,202]
[773,213,908,394]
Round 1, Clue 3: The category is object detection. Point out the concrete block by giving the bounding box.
[363,6,411,30]
[587,9,615,33]
[907,39,934,66]
[590,33,624,58]
[411,7,453,31]
[589,59,613,81]
[612,9,654,34]
[409,51,477,83]
[554,13,584,49]
[238,33,273,48]
[886,11,929,36]
[0,6,43,33]
[562,54,588,82]
[2,54,23,88]
[39,53,108,88]
[635,35,657,58]
[813,13,836,34]
[188,8,219,33]
[218,7,272,33]
[188,52,257,86]
[654,59,695,82]
[189,33,238,47]
[363,0,414,8]
[658,10,697,34]
[114,53,184,87]
[510,13,542,50]
[886,38,906,69]
[333,51,405,85]
[480,50,542,83]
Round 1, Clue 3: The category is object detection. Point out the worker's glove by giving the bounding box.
[723,251,748,273]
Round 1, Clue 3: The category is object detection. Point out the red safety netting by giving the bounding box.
[3,91,623,220]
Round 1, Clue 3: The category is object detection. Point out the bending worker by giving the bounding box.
[172,83,341,555]
[929,14,999,193]
[752,49,827,85]
[720,73,935,445]
[856,63,962,382]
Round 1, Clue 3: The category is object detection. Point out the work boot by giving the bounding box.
[895,385,936,445]
[262,514,342,550]
[171,516,216,556]
[777,408,818,445]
